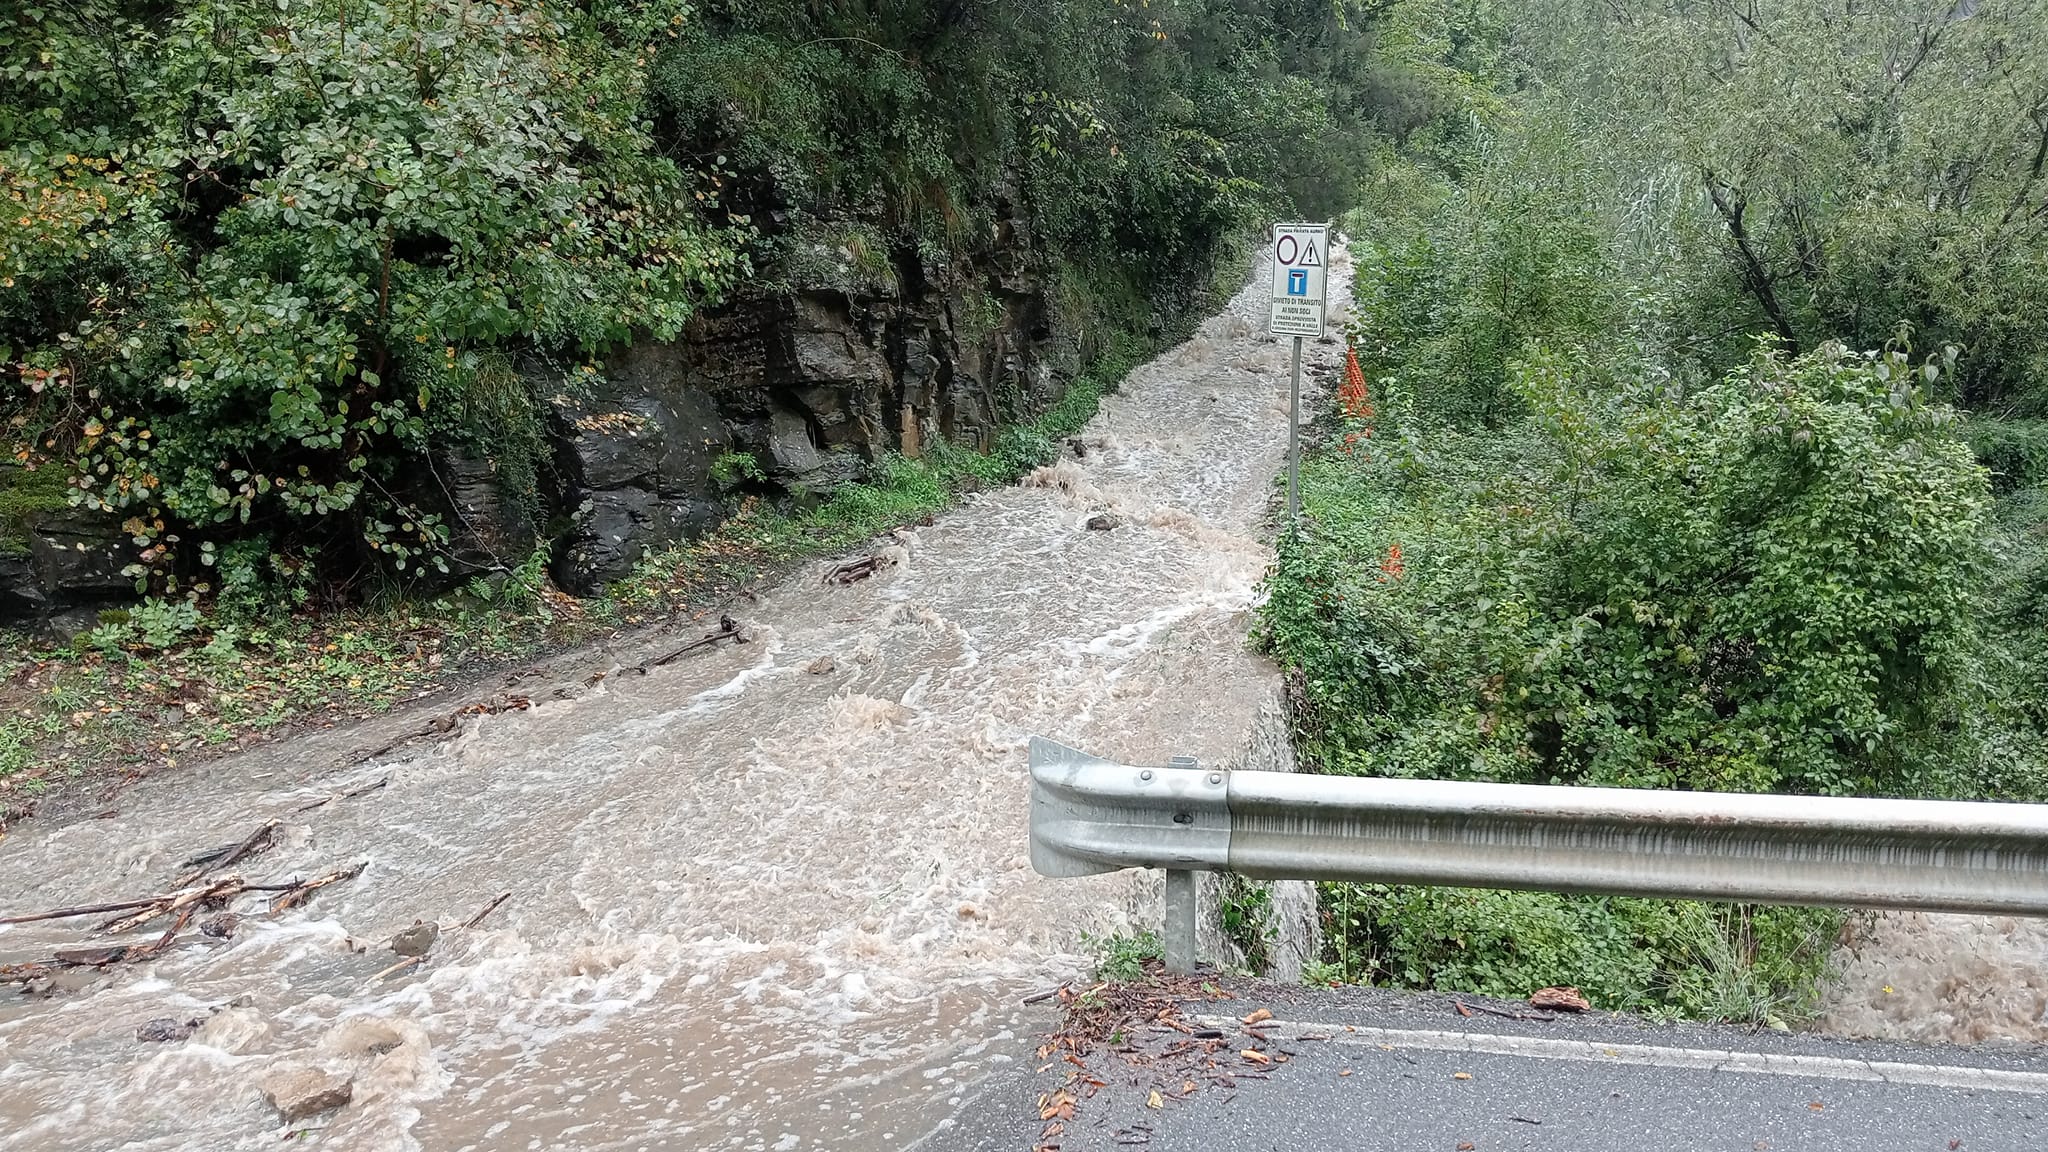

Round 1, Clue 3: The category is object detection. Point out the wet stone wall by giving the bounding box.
[0,203,1078,627]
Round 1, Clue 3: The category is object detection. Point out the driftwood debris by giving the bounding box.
[4,864,366,939]
[1,864,369,984]
[268,862,368,915]
[296,776,391,814]
[3,898,165,926]
[101,876,248,934]
[824,555,891,585]
[644,616,743,670]
[366,955,425,985]
[176,819,279,887]
[462,891,512,930]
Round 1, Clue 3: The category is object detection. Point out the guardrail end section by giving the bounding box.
[1029,736,1122,878]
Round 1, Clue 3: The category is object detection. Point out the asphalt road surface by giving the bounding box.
[930,983,2048,1152]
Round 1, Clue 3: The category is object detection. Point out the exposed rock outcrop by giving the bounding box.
[0,464,138,635]
[0,195,1087,615]
[537,196,1074,594]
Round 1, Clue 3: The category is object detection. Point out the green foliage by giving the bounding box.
[1508,0,2048,411]
[2,0,743,586]
[1086,930,1164,982]
[1969,419,2048,496]
[0,462,67,556]
[2,0,1389,606]
[1259,19,2040,1010]
[709,451,766,491]
[1217,874,1274,974]
[1348,121,1618,427]
[1268,341,1994,797]
[1321,884,1840,1022]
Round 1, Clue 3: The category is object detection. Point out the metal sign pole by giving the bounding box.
[1287,335,1303,530]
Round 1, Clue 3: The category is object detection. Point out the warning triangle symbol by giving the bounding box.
[1299,241,1322,267]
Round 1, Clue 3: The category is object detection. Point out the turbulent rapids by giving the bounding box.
[4,243,2042,1152]
[0,256,1346,1151]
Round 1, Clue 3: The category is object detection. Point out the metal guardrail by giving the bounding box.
[1028,737,2048,972]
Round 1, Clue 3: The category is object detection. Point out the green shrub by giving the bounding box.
[2,0,743,587]
[1322,884,1840,1022]
[1265,297,2001,1020]
[1268,340,1993,798]
[1086,930,1163,982]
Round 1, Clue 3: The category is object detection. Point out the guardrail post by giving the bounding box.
[1163,868,1197,974]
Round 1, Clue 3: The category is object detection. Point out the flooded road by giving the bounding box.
[0,254,1347,1151]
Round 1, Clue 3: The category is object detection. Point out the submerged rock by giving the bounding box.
[257,1066,355,1122]
[388,921,440,958]
[134,1017,198,1043]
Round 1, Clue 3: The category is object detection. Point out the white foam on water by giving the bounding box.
[0,247,1353,1151]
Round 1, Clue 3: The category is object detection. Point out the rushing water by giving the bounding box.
[0,254,1347,1151]
[1820,912,2048,1046]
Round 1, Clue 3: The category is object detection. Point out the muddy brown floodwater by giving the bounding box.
[8,243,2040,1152]
[0,252,1346,1151]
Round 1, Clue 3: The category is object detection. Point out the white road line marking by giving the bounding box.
[1195,1017,2048,1096]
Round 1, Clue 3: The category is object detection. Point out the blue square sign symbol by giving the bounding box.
[1287,269,1309,297]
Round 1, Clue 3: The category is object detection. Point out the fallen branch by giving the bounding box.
[0,961,54,984]
[177,819,278,887]
[296,776,391,814]
[461,891,512,930]
[824,555,889,585]
[3,897,166,926]
[645,616,742,669]
[268,862,368,915]
[366,955,424,985]
[100,876,247,934]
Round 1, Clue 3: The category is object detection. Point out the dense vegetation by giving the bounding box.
[1,0,1382,596]
[1261,0,2048,1021]
[0,2,1390,792]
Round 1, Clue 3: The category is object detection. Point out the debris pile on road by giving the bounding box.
[1032,962,1327,1150]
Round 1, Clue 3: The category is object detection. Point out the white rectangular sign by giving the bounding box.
[1268,222,1328,339]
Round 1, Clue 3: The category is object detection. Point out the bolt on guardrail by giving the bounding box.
[1028,737,2048,974]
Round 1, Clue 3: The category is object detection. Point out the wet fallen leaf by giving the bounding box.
[1147,1090,1163,1109]
[1242,1008,1273,1026]
[1181,1080,1196,1095]
[1453,1072,1473,1081]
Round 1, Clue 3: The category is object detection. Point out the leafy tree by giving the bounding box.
[2,0,743,583]
[1511,0,2048,409]
[3,0,1394,595]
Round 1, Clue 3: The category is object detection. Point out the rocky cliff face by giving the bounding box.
[537,199,1072,593]
[0,201,1074,629]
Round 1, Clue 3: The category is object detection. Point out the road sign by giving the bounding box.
[1269,222,1327,338]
